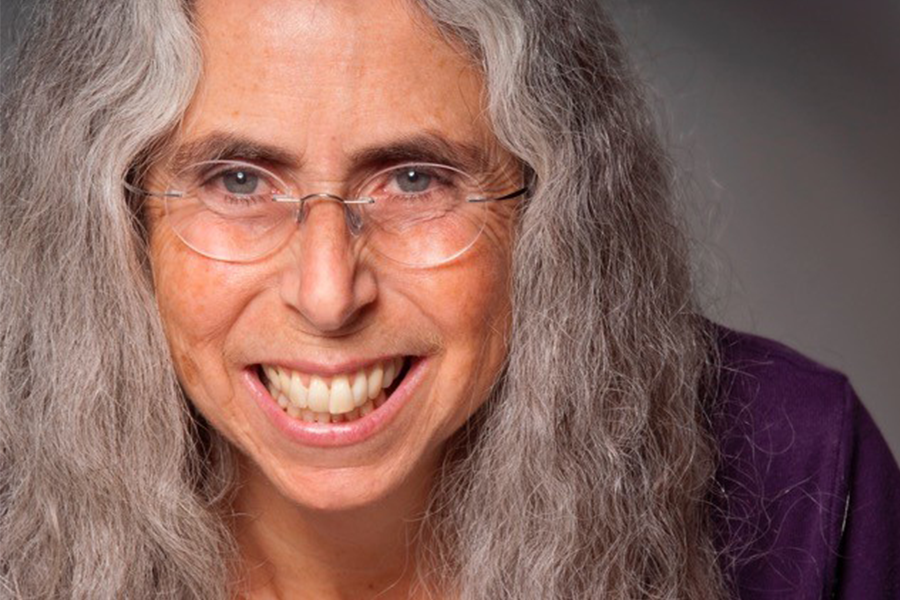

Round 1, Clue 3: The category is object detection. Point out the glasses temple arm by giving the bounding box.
[468,186,530,204]
[123,180,183,198]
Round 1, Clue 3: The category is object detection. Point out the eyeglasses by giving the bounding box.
[129,160,527,267]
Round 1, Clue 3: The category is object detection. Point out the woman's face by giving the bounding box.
[147,0,520,511]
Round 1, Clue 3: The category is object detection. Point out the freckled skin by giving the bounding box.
[148,0,520,596]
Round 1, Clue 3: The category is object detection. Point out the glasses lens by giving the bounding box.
[357,163,487,267]
[160,160,494,266]
[165,161,296,262]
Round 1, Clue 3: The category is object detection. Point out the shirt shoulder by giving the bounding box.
[710,326,900,599]
[713,327,853,481]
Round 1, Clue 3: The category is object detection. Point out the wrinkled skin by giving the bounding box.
[147,0,520,597]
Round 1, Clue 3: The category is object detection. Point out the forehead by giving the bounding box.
[183,0,496,173]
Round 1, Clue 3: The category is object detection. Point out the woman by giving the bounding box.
[1,0,897,598]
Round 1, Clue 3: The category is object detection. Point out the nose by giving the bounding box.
[278,197,377,333]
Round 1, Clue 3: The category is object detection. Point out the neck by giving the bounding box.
[230,459,439,600]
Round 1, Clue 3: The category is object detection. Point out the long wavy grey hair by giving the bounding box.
[0,0,727,598]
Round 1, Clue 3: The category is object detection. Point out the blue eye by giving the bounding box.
[221,169,259,195]
[395,169,432,193]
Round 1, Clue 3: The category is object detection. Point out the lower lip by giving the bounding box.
[244,357,427,447]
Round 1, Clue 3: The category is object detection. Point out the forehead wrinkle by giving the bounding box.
[177,1,518,189]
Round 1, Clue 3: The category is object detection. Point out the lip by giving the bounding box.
[244,356,428,447]
[256,355,403,378]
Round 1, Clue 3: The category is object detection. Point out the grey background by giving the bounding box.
[2,0,898,458]
[606,0,900,459]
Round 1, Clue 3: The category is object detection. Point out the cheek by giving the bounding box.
[455,229,515,402]
[149,231,258,438]
[427,241,514,384]
[452,272,510,341]
[449,224,514,343]
[159,270,226,337]
[149,227,251,378]
[409,245,511,346]
[153,242,223,341]
[423,257,512,437]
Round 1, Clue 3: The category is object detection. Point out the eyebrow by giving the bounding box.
[166,131,497,177]
[349,134,494,174]
[168,134,302,174]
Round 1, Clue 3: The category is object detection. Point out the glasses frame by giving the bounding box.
[127,159,529,266]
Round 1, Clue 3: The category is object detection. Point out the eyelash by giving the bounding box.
[194,159,463,199]
[221,193,266,206]
[201,166,271,193]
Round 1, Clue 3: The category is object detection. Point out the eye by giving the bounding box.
[220,168,260,195]
[393,168,433,194]
[360,163,467,208]
[188,162,285,211]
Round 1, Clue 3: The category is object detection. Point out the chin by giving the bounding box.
[256,450,435,515]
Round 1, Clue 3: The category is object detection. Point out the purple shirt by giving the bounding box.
[714,327,900,599]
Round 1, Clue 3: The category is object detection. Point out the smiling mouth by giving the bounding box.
[257,357,411,424]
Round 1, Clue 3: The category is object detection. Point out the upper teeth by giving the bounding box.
[262,357,405,415]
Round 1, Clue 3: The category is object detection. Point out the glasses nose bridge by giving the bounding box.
[290,191,367,236]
